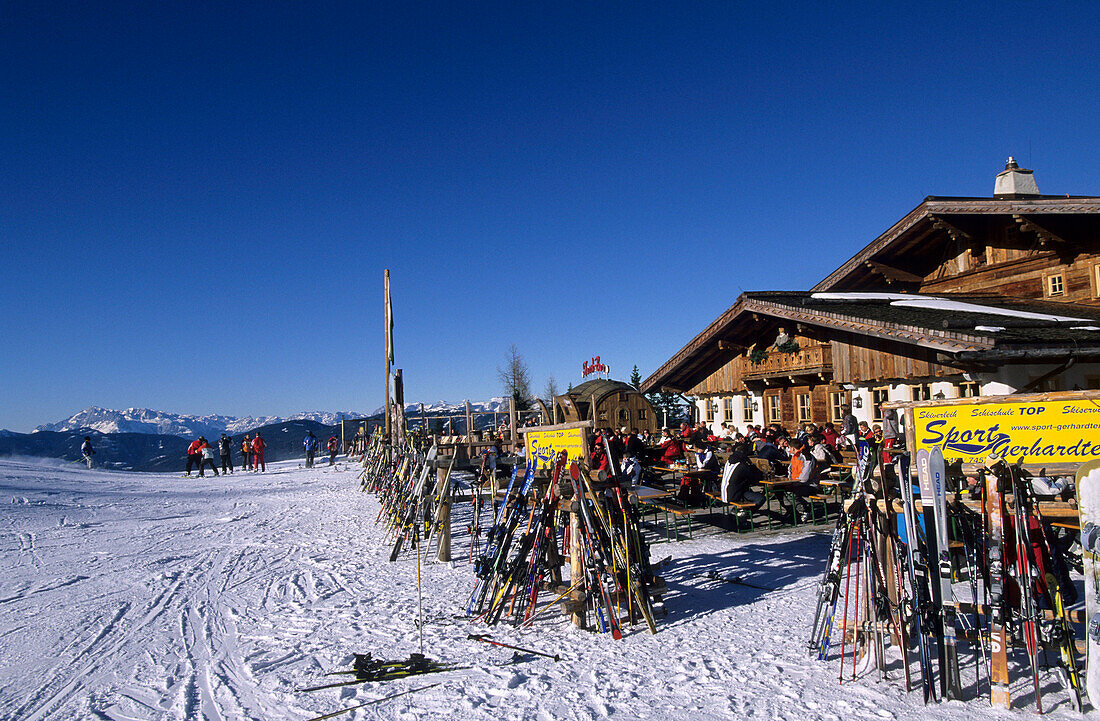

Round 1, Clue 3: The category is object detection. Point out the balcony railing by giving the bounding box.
[742,343,833,380]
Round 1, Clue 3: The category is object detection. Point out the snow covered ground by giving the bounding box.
[0,457,1082,720]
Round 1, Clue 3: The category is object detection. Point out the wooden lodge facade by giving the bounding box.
[641,160,1100,433]
[553,379,659,433]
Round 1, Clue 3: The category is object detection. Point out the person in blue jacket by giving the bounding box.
[304,431,318,468]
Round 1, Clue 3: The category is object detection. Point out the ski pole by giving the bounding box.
[305,683,441,721]
[523,580,582,627]
[468,634,562,661]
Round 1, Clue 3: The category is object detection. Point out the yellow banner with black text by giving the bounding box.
[525,427,588,470]
[911,398,1100,465]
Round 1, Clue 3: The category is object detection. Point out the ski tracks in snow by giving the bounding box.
[0,460,364,720]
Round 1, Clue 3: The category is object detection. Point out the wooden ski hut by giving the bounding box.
[554,379,658,433]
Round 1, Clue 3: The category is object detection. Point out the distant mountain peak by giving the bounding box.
[34,399,508,438]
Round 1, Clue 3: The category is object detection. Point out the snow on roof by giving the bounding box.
[973,326,1006,332]
[810,292,1091,323]
[811,292,913,302]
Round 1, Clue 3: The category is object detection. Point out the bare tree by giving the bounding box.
[498,344,532,411]
[543,375,560,405]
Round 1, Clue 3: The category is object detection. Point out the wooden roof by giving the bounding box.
[640,291,1100,393]
[812,196,1100,292]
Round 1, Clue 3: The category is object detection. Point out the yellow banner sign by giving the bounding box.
[911,398,1100,464]
[525,427,588,470]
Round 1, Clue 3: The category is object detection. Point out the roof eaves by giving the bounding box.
[742,297,996,352]
[811,196,1100,293]
[640,295,747,393]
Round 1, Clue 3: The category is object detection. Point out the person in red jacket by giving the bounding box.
[185,438,203,476]
[659,429,685,464]
[326,435,339,466]
[251,433,267,472]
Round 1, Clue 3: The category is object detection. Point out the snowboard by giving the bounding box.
[1077,458,1100,708]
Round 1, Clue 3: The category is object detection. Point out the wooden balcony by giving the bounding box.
[742,343,833,383]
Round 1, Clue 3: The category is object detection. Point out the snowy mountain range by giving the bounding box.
[33,400,510,438]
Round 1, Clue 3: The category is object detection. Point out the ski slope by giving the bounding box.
[0,457,1079,719]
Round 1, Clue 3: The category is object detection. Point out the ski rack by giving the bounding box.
[809,392,1096,713]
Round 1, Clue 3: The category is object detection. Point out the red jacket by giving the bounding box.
[252,436,266,452]
[660,438,684,463]
[187,440,203,455]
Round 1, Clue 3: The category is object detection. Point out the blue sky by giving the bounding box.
[3,2,1099,431]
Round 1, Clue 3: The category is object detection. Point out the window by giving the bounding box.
[1046,273,1065,297]
[723,397,734,422]
[743,396,754,423]
[797,393,811,422]
[872,387,890,423]
[637,408,647,421]
[911,384,932,402]
[1030,375,1063,393]
[706,400,717,422]
[767,395,781,423]
[829,392,846,422]
[957,382,981,398]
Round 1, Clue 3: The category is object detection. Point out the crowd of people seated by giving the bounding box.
[585,404,888,524]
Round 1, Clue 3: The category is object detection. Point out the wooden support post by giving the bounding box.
[435,464,451,562]
[508,402,518,446]
[465,400,473,438]
[384,269,392,440]
[570,504,586,629]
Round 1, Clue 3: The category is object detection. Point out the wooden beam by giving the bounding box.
[1013,214,1067,246]
[717,340,745,351]
[928,214,972,242]
[865,260,923,284]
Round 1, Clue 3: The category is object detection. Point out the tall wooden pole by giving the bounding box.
[384,269,392,440]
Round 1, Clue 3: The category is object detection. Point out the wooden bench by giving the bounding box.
[703,491,757,532]
[638,499,698,541]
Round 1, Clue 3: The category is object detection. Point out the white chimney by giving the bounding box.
[993,157,1040,197]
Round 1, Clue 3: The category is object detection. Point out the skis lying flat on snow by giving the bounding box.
[705,571,777,592]
[304,683,441,721]
[298,653,466,692]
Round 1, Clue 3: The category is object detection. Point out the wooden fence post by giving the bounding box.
[435,463,451,562]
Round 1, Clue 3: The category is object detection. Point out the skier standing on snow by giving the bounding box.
[252,433,267,472]
[218,433,234,475]
[80,436,95,469]
[326,435,339,466]
[241,434,252,471]
[197,437,220,477]
[185,437,203,476]
[303,431,318,468]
